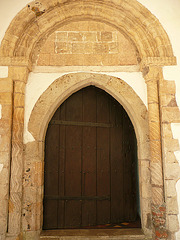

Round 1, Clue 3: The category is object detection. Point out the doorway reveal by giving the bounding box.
[43,86,139,229]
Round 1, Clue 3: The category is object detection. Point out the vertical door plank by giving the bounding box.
[65,200,82,228]
[110,101,124,223]
[44,108,60,229]
[96,90,110,225]
[43,199,58,229]
[82,87,97,226]
[123,111,137,221]
[58,101,66,228]
[64,90,82,227]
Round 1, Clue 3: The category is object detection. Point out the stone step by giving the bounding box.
[40,229,146,240]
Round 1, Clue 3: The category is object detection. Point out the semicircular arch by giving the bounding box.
[0,0,174,61]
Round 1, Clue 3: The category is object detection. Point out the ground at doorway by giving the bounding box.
[40,228,145,240]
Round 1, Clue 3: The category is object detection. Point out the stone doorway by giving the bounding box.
[43,86,139,230]
[25,73,151,239]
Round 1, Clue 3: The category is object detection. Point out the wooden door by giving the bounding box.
[43,86,137,229]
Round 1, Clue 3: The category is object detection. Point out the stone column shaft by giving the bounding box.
[0,76,13,238]
[8,66,29,236]
[144,66,164,205]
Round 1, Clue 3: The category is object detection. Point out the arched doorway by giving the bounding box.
[43,86,139,229]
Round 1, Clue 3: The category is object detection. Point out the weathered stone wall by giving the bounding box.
[0,76,13,240]
[0,0,179,240]
[160,78,180,239]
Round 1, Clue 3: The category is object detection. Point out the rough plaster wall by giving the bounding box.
[24,71,147,143]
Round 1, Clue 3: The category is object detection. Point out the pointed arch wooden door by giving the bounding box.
[43,86,138,229]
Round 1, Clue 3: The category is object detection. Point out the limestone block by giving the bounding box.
[140,160,151,184]
[14,81,26,94]
[23,231,40,240]
[149,140,162,163]
[68,32,83,42]
[56,32,68,42]
[24,142,38,160]
[166,197,178,214]
[0,200,8,219]
[148,121,161,141]
[83,32,96,42]
[13,108,24,124]
[56,42,72,54]
[0,151,10,167]
[50,53,84,66]
[93,42,108,53]
[37,54,50,66]
[23,162,34,188]
[162,107,180,123]
[167,215,179,232]
[161,123,173,139]
[0,184,9,200]
[150,161,163,186]
[24,141,44,162]
[34,162,44,187]
[72,43,85,54]
[84,43,93,54]
[8,67,29,82]
[163,138,179,153]
[23,161,44,187]
[40,41,54,54]
[141,211,153,231]
[0,135,11,152]
[0,120,12,135]
[0,78,13,92]
[151,186,164,205]
[147,104,160,123]
[12,123,24,142]
[165,180,177,197]
[161,94,177,108]
[141,182,152,199]
[83,54,102,66]
[8,210,21,235]
[1,105,12,120]
[164,151,178,163]
[14,93,25,108]
[165,163,180,179]
[160,80,176,95]
[101,31,113,41]
[0,92,12,105]
[138,142,151,160]
[109,42,119,53]
[23,187,37,203]
[141,198,152,213]
[0,216,7,234]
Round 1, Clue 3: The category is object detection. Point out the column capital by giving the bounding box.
[142,65,163,83]
[8,66,30,84]
[141,56,177,68]
[0,56,32,72]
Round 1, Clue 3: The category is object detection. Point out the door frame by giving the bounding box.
[25,73,152,238]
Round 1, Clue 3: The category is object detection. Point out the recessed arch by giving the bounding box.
[28,73,148,145]
[27,72,151,236]
[0,0,174,61]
